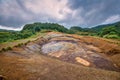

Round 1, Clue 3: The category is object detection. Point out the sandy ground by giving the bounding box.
[0,32,120,80]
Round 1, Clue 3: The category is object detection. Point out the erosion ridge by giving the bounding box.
[0,32,120,80]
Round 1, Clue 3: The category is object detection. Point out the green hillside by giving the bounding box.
[69,22,120,39]
[91,21,120,32]
[0,23,69,43]
[69,26,94,36]
[0,21,120,43]
[22,22,69,33]
[90,22,120,39]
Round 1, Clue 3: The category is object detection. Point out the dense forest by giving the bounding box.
[0,22,120,43]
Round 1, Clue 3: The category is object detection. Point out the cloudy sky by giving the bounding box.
[0,0,120,30]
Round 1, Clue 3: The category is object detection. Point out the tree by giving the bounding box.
[99,26,119,39]
[99,26,118,37]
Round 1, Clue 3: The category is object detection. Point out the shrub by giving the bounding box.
[15,43,24,47]
[103,34,119,39]
[0,48,4,52]
[1,48,6,52]
[0,47,12,52]
[6,47,12,50]
[25,40,31,45]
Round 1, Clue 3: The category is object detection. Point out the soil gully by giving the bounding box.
[40,35,120,72]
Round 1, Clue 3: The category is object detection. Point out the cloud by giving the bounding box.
[23,0,71,20]
[0,0,73,27]
[0,0,120,29]
[102,15,120,24]
[67,0,120,27]
[0,25,23,31]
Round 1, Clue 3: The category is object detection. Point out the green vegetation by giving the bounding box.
[69,26,96,36]
[69,22,120,39]
[70,26,83,32]
[0,23,69,43]
[90,21,120,39]
[0,22,120,43]
[98,26,120,39]
[14,43,24,47]
[0,47,12,52]
[23,22,69,33]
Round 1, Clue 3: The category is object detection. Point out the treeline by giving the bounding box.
[69,22,120,39]
[0,22,120,43]
[22,22,69,33]
[91,21,120,39]
[0,23,74,43]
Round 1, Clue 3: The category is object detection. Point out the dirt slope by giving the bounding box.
[0,32,120,80]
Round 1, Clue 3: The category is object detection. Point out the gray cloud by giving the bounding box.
[68,0,120,27]
[0,0,120,30]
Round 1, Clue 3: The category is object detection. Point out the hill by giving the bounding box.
[22,22,69,33]
[0,22,120,79]
[91,21,120,32]
[90,22,120,39]
[0,23,70,43]
[69,21,120,39]
[0,32,120,80]
[0,21,120,43]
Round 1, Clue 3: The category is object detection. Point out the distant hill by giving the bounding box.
[70,26,84,31]
[69,21,120,39]
[91,21,120,38]
[0,29,15,32]
[22,22,69,33]
[0,21,120,43]
[0,23,70,43]
[91,21,120,32]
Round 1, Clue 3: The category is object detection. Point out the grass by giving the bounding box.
[0,32,46,51]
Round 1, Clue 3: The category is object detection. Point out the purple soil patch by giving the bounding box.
[40,36,120,72]
[41,40,78,54]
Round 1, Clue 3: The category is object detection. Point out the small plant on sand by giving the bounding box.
[25,40,31,45]
[6,47,12,50]
[0,47,12,52]
[15,43,24,47]
[1,48,6,52]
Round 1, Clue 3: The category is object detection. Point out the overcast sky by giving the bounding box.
[0,0,120,30]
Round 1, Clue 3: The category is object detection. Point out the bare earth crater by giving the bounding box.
[0,32,120,80]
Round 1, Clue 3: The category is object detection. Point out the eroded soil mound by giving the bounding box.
[40,32,120,71]
[0,32,120,80]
